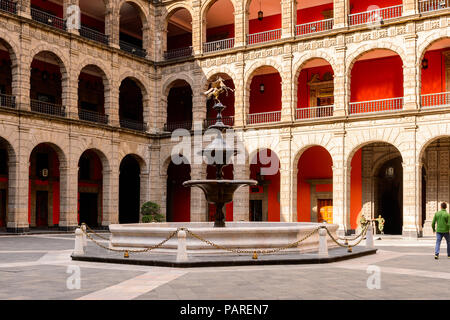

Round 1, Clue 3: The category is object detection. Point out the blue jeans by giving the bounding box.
[435,232,450,256]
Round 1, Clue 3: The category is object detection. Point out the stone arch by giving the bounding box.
[0,34,19,68]
[28,45,69,77]
[116,0,149,25]
[163,3,194,28]
[118,152,147,173]
[76,59,112,89]
[28,140,68,169]
[201,0,236,44]
[75,146,111,173]
[417,35,450,94]
[161,74,195,97]
[202,68,238,91]
[119,72,148,96]
[418,131,450,161]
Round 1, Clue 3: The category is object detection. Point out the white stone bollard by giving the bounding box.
[73,228,84,255]
[318,228,328,257]
[81,224,87,247]
[366,223,374,249]
[176,230,188,262]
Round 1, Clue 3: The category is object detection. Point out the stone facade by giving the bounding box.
[0,0,449,237]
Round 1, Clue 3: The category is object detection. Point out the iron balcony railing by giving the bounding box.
[0,0,17,14]
[119,41,146,58]
[78,109,108,124]
[163,120,193,132]
[79,26,109,45]
[30,99,66,117]
[164,46,193,60]
[203,38,234,53]
[349,97,403,115]
[348,5,402,26]
[0,93,15,109]
[31,7,66,30]
[421,92,450,108]
[247,110,281,125]
[247,28,281,45]
[120,118,146,131]
[204,116,234,128]
[296,19,333,36]
[296,105,334,120]
[419,0,449,12]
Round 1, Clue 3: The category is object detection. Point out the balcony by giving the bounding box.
[296,19,333,36]
[120,118,146,131]
[204,116,234,128]
[203,38,234,53]
[421,92,450,108]
[78,109,108,124]
[79,26,109,45]
[164,121,193,132]
[0,93,15,109]
[164,47,193,60]
[31,8,66,31]
[348,5,402,26]
[119,41,146,58]
[247,110,281,125]
[247,29,282,45]
[30,99,66,117]
[349,97,403,115]
[0,0,16,14]
[296,105,334,120]
[419,0,449,12]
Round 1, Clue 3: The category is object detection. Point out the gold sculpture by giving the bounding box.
[203,76,234,103]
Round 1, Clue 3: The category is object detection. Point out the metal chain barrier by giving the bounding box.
[81,223,110,241]
[79,224,370,259]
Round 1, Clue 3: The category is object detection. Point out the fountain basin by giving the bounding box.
[109,222,339,255]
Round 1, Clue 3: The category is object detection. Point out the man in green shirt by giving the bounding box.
[432,202,450,259]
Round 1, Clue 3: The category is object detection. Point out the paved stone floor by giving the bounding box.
[0,233,448,300]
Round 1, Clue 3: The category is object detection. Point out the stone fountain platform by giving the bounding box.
[108,221,339,253]
[71,221,377,267]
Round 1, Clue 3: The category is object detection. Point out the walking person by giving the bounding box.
[432,202,450,259]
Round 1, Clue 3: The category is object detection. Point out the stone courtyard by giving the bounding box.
[0,233,448,300]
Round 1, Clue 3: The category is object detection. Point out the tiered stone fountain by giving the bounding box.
[107,81,339,255]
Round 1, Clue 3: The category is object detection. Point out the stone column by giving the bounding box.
[192,0,202,55]
[16,34,31,112]
[403,0,418,15]
[193,71,207,126]
[59,158,78,230]
[6,129,29,232]
[333,132,347,235]
[63,0,80,35]
[333,0,348,29]
[101,168,118,226]
[281,52,294,122]
[148,144,164,214]
[234,4,246,47]
[234,56,246,127]
[403,30,419,111]
[190,163,207,222]
[233,162,250,221]
[143,25,152,60]
[106,6,119,49]
[334,39,347,117]
[281,0,296,39]
[423,149,437,236]
[108,62,120,127]
[65,73,79,120]
[402,127,420,238]
[279,131,293,222]
[142,92,151,132]
[139,171,150,221]
[361,147,373,218]
[17,0,30,18]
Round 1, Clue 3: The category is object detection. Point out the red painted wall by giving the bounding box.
[351,55,403,102]
[350,0,402,13]
[297,146,332,222]
[350,149,362,230]
[248,13,281,34]
[207,165,233,221]
[421,48,446,94]
[250,150,280,222]
[167,32,192,51]
[168,163,191,222]
[249,72,281,114]
[297,64,334,108]
[297,3,333,24]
